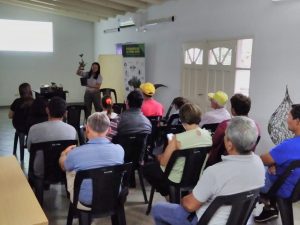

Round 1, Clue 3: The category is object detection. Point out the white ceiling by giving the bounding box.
[0,0,169,22]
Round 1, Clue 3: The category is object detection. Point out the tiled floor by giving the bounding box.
[1,107,300,225]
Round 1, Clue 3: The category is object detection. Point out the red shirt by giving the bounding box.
[206,119,261,167]
[141,98,164,117]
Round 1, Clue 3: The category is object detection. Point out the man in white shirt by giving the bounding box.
[152,116,265,225]
[199,91,231,127]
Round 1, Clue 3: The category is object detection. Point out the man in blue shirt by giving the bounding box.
[59,112,124,205]
[255,104,300,223]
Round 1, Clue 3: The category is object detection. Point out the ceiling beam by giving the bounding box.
[140,0,163,4]
[55,0,125,16]
[108,0,148,9]
[82,0,136,12]
[27,0,120,18]
[0,0,103,22]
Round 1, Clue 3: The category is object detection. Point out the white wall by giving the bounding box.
[95,0,300,153]
[0,4,95,105]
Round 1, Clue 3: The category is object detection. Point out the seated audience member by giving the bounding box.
[140,82,164,117]
[117,90,152,136]
[152,116,265,225]
[27,98,48,132]
[167,97,189,126]
[9,83,34,134]
[199,90,231,127]
[143,103,212,197]
[101,95,119,140]
[207,93,260,166]
[27,97,77,178]
[59,112,124,206]
[254,104,300,223]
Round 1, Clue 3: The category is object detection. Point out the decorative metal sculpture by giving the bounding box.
[268,86,294,145]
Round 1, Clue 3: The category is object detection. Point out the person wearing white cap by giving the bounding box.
[199,91,231,127]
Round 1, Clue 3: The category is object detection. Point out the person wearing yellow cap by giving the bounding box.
[199,91,231,127]
[139,82,164,117]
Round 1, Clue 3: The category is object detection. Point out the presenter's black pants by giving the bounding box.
[84,91,102,117]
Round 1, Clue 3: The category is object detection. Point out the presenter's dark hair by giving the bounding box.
[88,62,100,79]
[127,90,144,109]
[48,97,67,118]
[19,83,32,98]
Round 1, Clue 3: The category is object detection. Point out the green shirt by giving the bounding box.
[161,127,212,183]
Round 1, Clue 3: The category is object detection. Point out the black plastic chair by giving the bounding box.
[66,163,132,225]
[266,160,300,225]
[165,114,180,126]
[113,133,149,203]
[100,88,117,103]
[146,116,162,153]
[112,103,126,114]
[146,147,210,214]
[67,104,87,145]
[161,98,177,123]
[28,139,78,206]
[201,123,219,136]
[13,131,26,161]
[197,188,260,225]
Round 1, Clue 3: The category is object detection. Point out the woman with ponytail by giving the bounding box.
[101,95,119,140]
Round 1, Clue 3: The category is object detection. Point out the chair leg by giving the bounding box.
[111,206,126,225]
[78,211,92,225]
[13,132,18,156]
[277,198,294,225]
[169,186,181,203]
[138,168,148,203]
[66,204,74,225]
[34,178,44,207]
[19,133,25,161]
[146,186,155,215]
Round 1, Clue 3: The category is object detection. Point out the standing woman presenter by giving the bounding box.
[76,62,102,117]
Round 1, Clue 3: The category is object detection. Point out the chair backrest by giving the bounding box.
[166,125,185,135]
[72,163,132,214]
[67,104,87,129]
[147,116,161,127]
[197,188,260,225]
[163,98,177,123]
[202,123,219,136]
[29,140,78,183]
[147,116,162,147]
[268,160,300,202]
[114,133,148,167]
[112,103,126,114]
[165,147,210,187]
[166,114,180,126]
[100,88,117,103]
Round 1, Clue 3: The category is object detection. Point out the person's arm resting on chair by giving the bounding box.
[59,145,76,171]
[182,193,202,212]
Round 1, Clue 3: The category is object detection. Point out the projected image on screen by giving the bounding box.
[0,19,53,52]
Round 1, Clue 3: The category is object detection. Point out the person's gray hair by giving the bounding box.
[87,112,110,133]
[225,116,258,154]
